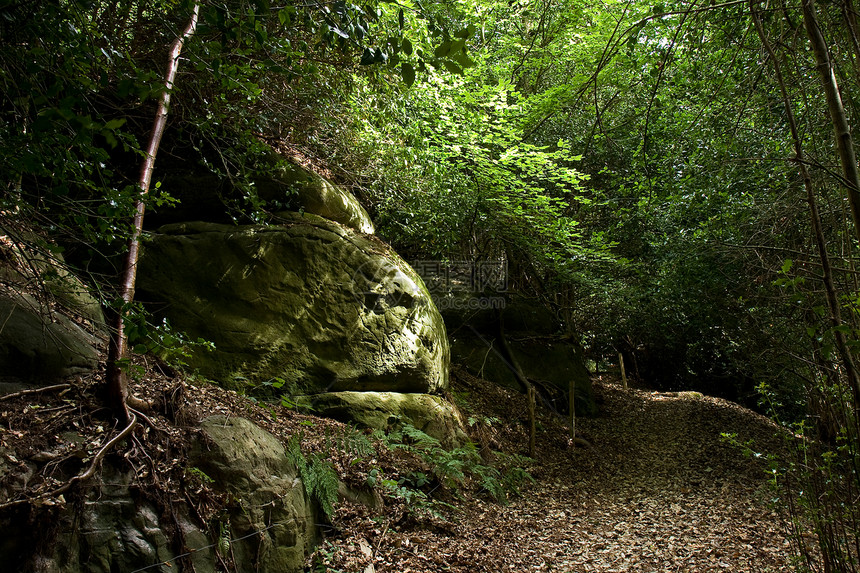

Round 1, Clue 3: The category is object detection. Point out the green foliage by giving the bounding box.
[6,1,860,568]
[323,426,376,460]
[217,519,232,558]
[738,375,860,572]
[365,465,458,521]
[375,422,533,505]
[309,540,348,573]
[186,466,215,485]
[0,0,473,309]
[125,314,215,369]
[346,72,596,270]
[286,434,340,519]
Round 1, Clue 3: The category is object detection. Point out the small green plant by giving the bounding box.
[286,434,340,519]
[324,425,376,459]
[310,540,346,573]
[720,432,762,460]
[216,519,232,558]
[468,414,500,428]
[401,470,430,489]
[451,390,471,410]
[186,467,214,484]
[232,375,321,413]
[367,467,455,520]
[493,452,537,502]
[126,313,215,369]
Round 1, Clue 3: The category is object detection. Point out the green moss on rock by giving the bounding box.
[296,391,469,448]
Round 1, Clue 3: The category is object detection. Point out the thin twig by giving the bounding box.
[0,383,71,402]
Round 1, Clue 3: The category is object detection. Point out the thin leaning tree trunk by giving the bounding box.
[497,308,537,457]
[106,3,200,422]
[803,0,860,245]
[842,0,860,84]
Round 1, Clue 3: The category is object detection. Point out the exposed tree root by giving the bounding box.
[0,414,137,511]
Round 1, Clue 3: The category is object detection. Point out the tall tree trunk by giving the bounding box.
[106,2,200,422]
[803,0,860,246]
[755,8,860,568]
[801,0,860,421]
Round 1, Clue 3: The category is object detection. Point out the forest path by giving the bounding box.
[327,374,797,572]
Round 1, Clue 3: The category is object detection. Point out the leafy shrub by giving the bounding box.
[126,313,215,370]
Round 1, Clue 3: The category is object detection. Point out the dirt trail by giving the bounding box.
[326,375,796,572]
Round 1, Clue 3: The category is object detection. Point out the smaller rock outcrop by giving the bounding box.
[0,416,318,573]
[0,291,100,382]
[0,242,103,383]
[270,161,374,234]
[191,416,320,572]
[297,391,469,448]
[440,295,597,416]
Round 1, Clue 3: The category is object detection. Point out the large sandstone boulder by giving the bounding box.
[138,213,449,394]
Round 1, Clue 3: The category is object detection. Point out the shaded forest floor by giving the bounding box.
[0,362,798,572]
[319,370,797,573]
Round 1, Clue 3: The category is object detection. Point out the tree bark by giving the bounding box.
[569,380,576,440]
[106,3,200,422]
[842,0,860,84]
[618,351,628,390]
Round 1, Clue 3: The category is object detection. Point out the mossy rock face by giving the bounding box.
[269,161,374,234]
[439,296,596,417]
[0,243,104,384]
[0,417,317,573]
[438,294,557,336]
[297,391,469,448]
[0,291,101,382]
[0,246,104,326]
[138,214,449,394]
[0,465,209,573]
[450,331,597,417]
